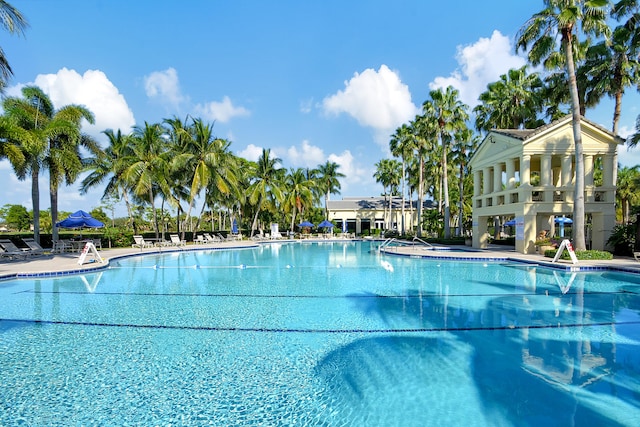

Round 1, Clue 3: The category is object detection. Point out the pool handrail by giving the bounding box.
[412,237,434,248]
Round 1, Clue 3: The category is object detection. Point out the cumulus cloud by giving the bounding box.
[195,96,250,123]
[236,143,265,162]
[327,150,370,196]
[143,67,187,108]
[322,64,418,148]
[30,68,136,139]
[430,30,526,107]
[286,140,325,168]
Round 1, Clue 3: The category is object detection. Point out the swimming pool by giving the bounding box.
[1,241,639,426]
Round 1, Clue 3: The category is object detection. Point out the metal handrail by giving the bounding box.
[412,236,433,248]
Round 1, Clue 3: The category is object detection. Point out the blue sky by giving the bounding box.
[3,0,640,218]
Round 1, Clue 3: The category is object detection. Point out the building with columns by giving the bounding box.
[469,115,623,254]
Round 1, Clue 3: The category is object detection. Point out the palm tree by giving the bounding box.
[247,148,284,235]
[450,128,479,237]
[45,103,98,243]
[473,66,546,132]
[516,0,610,251]
[283,168,314,232]
[81,129,136,230]
[374,159,393,230]
[410,114,438,237]
[422,86,469,239]
[316,160,345,220]
[583,9,640,135]
[389,124,414,235]
[2,86,80,243]
[616,165,640,224]
[0,1,28,89]
[123,122,173,238]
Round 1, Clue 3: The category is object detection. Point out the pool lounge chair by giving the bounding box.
[634,252,640,262]
[20,237,46,256]
[132,235,154,249]
[194,235,206,245]
[169,234,186,248]
[0,239,29,259]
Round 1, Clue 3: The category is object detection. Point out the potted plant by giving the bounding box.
[534,237,557,255]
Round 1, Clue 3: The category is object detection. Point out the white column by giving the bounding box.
[561,154,572,186]
[494,163,503,193]
[603,154,614,187]
[506,158,516,189]
[540,154,552,186]
[520,154,531,186]
[483,167,491,195]
[584,154,594,187]
[473,170,481,196]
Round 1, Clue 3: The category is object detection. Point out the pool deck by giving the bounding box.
[1,239,640,279]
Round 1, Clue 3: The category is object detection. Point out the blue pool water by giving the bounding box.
[1,241,639,426]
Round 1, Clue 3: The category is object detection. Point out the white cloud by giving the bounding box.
[236,143,264,162]
[322,64,418,148]
[194,96,250,123]
[327,150,370,196]
[143,67,187,108]
[31,68,136,139]
[286,140,325,168]
[430,30,526,107]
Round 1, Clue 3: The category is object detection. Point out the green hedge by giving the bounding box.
[542,249,613,260]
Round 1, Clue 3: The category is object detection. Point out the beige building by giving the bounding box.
[326,196,435,235]
[469,115,623,254]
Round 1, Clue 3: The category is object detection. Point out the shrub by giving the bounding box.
[542,248,613,260]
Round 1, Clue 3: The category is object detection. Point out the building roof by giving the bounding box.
[327,196,436,211]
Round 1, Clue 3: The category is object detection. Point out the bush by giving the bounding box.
[542,248,613,260]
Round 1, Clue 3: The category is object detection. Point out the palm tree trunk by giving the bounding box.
[31,166,41,244]
[251,197,263,236]
[458,162,464,237]
[442,138,451,239]
[417,156,424,237]
[50,179,59,243]
[401,159,406,235]
[150,189,159,239]
[564,31,586,251]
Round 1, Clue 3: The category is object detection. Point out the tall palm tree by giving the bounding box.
[450,128,478,237]
[583,14,640,134]
[283,168,314,232]
[81,129,136,230]
[374,158,393,230]
[0,115,27,170]
[410,114,438,237]
[316,160,345,220]
[123,122,173,238]
[516,0,610,251]
[616,165,640,224]
[2,86,79,243]
[0,1,28,90]
[473,66,546,132]
[45,104,98,243]
[248,148,284,235]
[390,123,414,235]
[423,86,469,239]
[168,117,237,234]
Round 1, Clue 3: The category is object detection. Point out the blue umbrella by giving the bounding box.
[318,220,334,228]
[56,210,104,228]
[504,219,516,227]
[555,216,572,237]
[298,221,315,228]
[342,221,348,233]
[232,219,238,234]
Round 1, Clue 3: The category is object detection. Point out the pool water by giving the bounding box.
[1,241,639,426]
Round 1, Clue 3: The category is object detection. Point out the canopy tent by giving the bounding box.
[56,210,104,229]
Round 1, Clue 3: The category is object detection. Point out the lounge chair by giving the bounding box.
[0,239,28,259]
[132,235,154,249]
[20,237,46,255]
[194,235,206,245]
[634,252,640,262]
[53,239,74,253]
[204,233,220,243]
[169,234,186,247]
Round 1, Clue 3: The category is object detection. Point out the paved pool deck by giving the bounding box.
[1,240,640,279]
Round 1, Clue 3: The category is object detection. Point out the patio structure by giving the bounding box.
[469,115,623,254]
[326,196,435,235]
